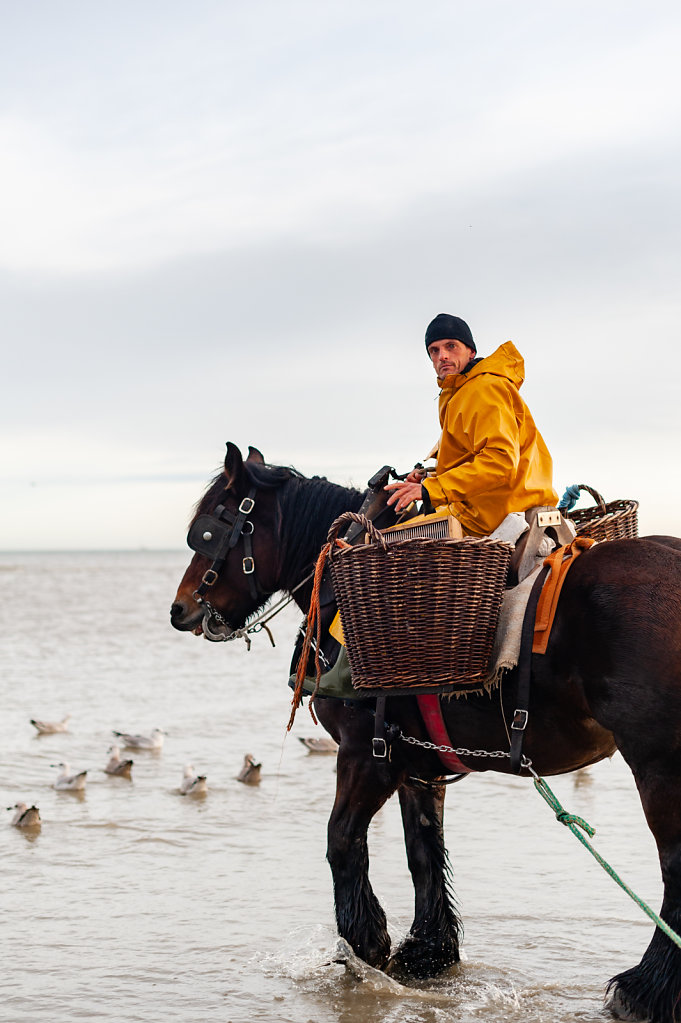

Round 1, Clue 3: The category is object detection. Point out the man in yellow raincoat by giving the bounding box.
[385,313,558,537]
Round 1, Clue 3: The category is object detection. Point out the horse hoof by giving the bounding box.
[605,987,651,1022]
[386,935,459,981]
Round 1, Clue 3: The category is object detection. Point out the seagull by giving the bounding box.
[52,762,87,791]
[236,754,261,785]
[299,736,339,754]
[103,745,133,778]
[179,764,207,795]
[30,715,71,734]
[112,728,165,750]
[8,803,41,828]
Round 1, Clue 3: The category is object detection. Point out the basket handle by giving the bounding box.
[576,484,607,513]
[326,512,389,552]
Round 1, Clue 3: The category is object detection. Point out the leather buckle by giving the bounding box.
[372,737,387,758]
[239,497,255,514]
[242,556,255,575]
[201,568,219,587]
[511,708,528,731]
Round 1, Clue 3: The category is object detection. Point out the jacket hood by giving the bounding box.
[439,341,525,391]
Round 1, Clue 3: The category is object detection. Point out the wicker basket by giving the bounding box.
[326,512,512,691]
[567,484,639,542]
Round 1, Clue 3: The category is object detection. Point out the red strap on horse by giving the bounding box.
[416,694,475,774]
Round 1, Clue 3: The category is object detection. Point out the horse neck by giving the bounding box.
[275,476,365,604]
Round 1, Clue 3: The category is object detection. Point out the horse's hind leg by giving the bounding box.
[607,756,681,1023]
[326,744,396,969]
[386,781,462,979]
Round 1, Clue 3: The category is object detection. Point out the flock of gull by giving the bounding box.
[6,716,339,830]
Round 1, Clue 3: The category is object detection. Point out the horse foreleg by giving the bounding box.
[386,781,462,979]
[326,746,396,969]
[607,759,681,1023]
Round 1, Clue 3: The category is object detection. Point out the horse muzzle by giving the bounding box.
[170,600,205,632]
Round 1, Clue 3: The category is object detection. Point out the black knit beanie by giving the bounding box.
[424,313,476,354]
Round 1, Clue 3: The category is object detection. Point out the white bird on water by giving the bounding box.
[112,728,165,751]
[30,715,71,734]
[179,764,207,795]
[298,736,339,754]
[236,754,261,785]
[103,745,134,778]
[52,762,87,791]
[8,803,41,828]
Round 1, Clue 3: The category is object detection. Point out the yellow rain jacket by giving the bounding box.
[422,341,558,537]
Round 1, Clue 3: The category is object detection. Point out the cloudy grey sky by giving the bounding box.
[2,0,680,549]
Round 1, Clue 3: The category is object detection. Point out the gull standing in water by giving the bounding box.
[30,715,71,735]
[103,745,134,778]
[8,803,41,828]
[52,763,87,791]
[112,728,165,751]
[179,764,207,795]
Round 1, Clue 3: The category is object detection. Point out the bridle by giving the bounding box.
[188,486,264,606]
[186,483,316,645]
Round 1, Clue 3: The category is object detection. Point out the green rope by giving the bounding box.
[531,772,681,950]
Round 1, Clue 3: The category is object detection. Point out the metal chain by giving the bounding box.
[399,732,511,759]
[201,566,317,646]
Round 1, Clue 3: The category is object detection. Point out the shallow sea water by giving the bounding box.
[0,551,663,1023]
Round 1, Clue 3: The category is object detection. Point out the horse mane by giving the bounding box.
[244,462,365,588]
[191,460,365,588]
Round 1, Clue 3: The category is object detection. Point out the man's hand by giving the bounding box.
[384,480,424,513]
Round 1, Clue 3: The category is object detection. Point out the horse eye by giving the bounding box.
[202,531,213,541]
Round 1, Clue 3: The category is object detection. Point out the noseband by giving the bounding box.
[187,486,265,605]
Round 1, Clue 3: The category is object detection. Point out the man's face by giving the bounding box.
[427,338,473,379]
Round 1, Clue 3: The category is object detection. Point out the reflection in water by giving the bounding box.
[0,552,663,1023]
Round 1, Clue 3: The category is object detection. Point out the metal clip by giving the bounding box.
[239,497,255,514]
[511,708,529,731]
[242,556,255,575]
[372,737,387,758]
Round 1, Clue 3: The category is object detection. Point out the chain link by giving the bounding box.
[399,733,510,759]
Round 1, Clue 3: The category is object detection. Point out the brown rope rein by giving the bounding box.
[287,512,381,730]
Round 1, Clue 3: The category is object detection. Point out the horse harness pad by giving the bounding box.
[187,487,261,601]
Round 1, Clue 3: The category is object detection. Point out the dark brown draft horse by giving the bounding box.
[171,442,681,1023]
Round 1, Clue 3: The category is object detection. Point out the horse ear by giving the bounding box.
[247,446,265,465]
[224,442,245,490]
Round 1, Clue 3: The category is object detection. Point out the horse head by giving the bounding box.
[170,442,284,641]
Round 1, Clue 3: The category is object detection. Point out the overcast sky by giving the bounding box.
[2,0,680,549]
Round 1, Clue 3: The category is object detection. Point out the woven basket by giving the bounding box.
[567,484,639,542]
[326,512,512,691]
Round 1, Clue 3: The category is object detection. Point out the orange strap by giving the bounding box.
[532,536,596,654]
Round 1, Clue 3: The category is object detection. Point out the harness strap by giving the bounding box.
[195,488,259,600]
[372,694,388,758]
[532,536,596,654]
[509,563,550,774]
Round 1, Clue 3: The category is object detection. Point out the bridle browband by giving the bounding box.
[188,486,263,604]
